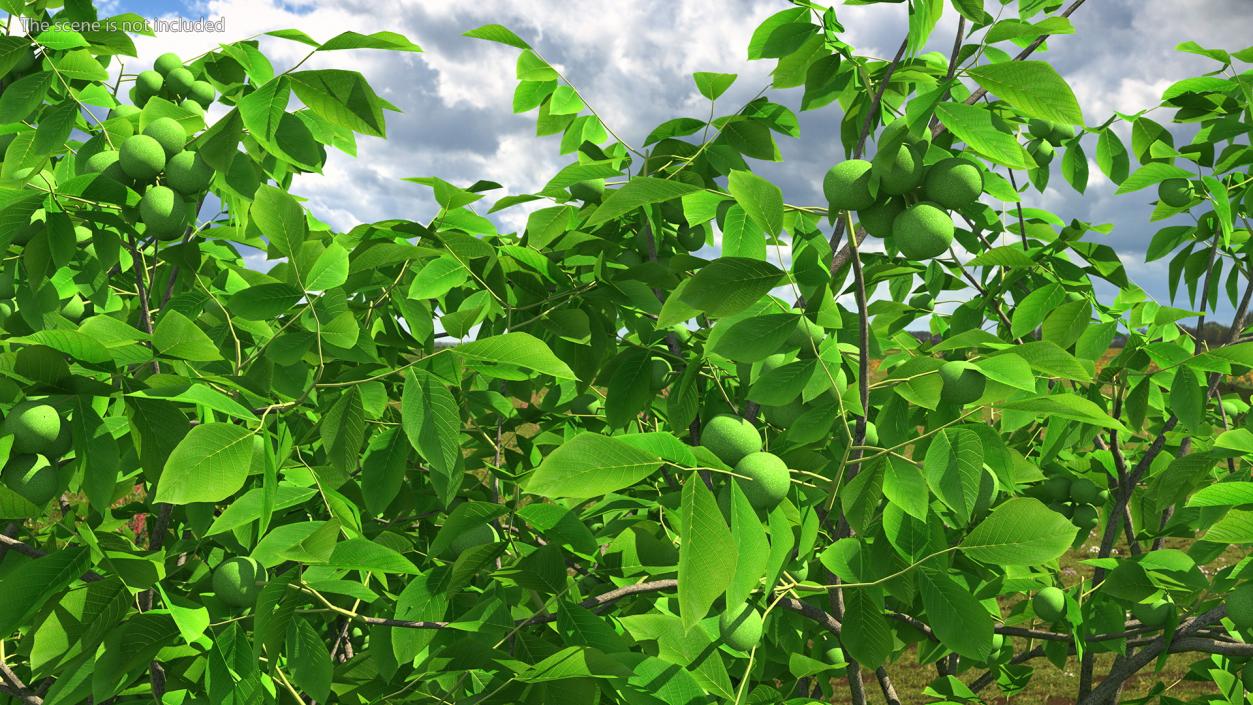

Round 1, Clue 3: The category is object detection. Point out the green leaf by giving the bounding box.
[923,428,984,525]
[251,184,307,258]
[1114,162,1193,195]
[409,256,469,299]
[605,348,655,428]
[917,566,993,661]
[455,332,577,380]
[711,313,798,362]
[0,547,91,637]
[0,73,52,124]
[401,368,461,503]
[1061,140,1089,193]
[680,257,784,318]
[286,619,332,703]
[907,0,944,55]
[206,486,319,536]
[0,479,43,518]
[517,646,632,682]
[153,310,222,361]
[727,170,783,237]
[238,76,289,146]
[961,498,1076,564]
[321,387,365,474]
[586,177,702,227]
[527,433,662,498]
[154,424,254,505]
[227,283,303,320]
[1096,128,1130,184]
[319,30,422,53]
[883,455,930,521]
[1202,509,1253,544]
[997,394,1126,431]
[694,72,737,100]
[1170,368,1204,432]
[746,8,812,60]
[966,61,1084,126]
[727,482,768,605]
[1186,482,1253,508]
[289,69,387,137]
[678,476,737,630]
[842,589,892,668]
[304,242,349,291]
[1041,299,1091,349]
[463,24,532,50]
[935,102,1033,169]
[326,538,420,574]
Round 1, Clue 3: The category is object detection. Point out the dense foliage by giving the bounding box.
[0,1,1252,704]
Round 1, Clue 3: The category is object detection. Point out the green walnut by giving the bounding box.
[892,203,954,260]
[1029,139,1055,166]
[676,223,705,251]
[1072,504,1099,531]
[718,603,763,651]
[3,400,61,455]
[165,67,196,98]
[84,150,125,181]
[165,150,213,194]
[650,359,671,390]
[213,556,267,608]
[1157,178,1194,208]
[135,69,163,98]
[140,185,187,239]
[875,142,924,195]
[923,158,983,210]
[1069,477,1102,505]
[823,160,875,212]
[763,400,805,427]
[142,117,187,157]
[1032,586,1066,623]
[938,361,985,405]
[823,644,847,669]
[153,52,182,76]
[46,422,72,459]
[119,135,167,181]
[1228,584,1253,630]
[857,198,904,238]
[111,104,141,123]
[1,454,58,505]
[734,451,790,510]
[1041,475,1072,503]
[1131,599,1172,628]
[1050,122,1075,144]
[702,414,762,466]
[1027,119,1054,140]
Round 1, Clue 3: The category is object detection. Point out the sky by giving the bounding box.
[98,0,1253,324]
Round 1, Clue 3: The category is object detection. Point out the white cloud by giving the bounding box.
[110,0,1251,316]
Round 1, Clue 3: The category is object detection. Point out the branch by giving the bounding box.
[854,39,909,160]
[874,666,902,705]
[0,660,41,705]
[826,38,907,276]
[931,0,1088,139]
[1080,606,1225,705]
